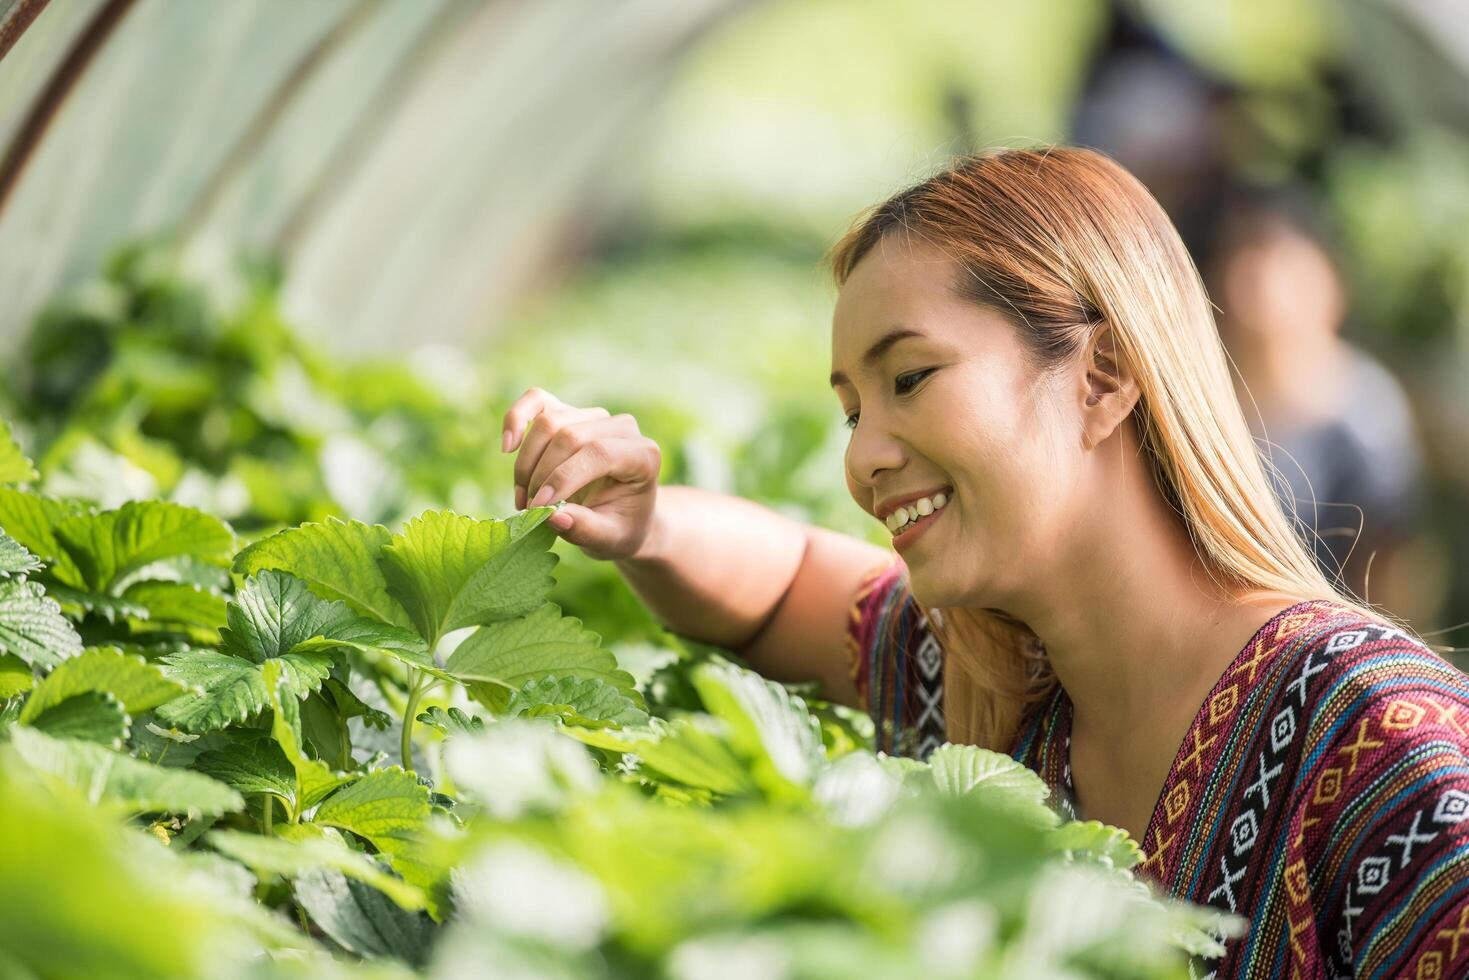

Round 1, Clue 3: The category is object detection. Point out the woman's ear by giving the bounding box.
[1078,322,1141,450]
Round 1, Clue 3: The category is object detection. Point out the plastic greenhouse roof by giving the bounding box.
[0,0,744,353]
[0,0,1464,355]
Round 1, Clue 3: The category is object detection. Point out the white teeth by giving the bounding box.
[884,490,952,535]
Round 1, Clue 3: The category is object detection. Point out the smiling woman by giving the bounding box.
[827,146,1469,978]
[500,145,1469,979]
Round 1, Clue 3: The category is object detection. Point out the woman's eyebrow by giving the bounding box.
[829,328,927,387]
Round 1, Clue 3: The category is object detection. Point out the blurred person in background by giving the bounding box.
[1200,184,1440,627]
[1065,4,1443,632]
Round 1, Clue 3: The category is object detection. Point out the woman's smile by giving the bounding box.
[889,489,952,553]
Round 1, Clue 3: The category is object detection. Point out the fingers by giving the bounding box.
[526,434,659,509]
[509,404,611,509]
[502,387,598,457]
[522,414,645,502]
[542,501,612,551]
[502,387,564,454]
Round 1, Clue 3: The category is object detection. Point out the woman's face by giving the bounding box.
[831,235,1087,610]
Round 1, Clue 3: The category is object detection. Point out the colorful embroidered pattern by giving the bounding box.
[848,564,1469,979]
[846,555,946,761]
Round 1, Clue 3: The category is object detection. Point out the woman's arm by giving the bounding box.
[613,484,892,708]
[501,388,890,709]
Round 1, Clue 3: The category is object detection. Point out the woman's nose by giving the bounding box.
[846,421,907,489]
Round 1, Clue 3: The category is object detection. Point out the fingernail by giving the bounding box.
[502,430,512,453]
[548,511,571,530]
[530,484,555,509]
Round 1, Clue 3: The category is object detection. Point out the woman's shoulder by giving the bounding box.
[1281,599,1469,721]
[844,554,947,760]
[1276,602,1469,976]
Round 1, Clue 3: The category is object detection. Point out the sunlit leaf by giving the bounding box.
[506,675,649,729]
[380,508,559,646]
[691,661,823,796]
[0,488,84,585]
[0,421,38,485]
[446,604,635,713]
[0,531,42,578]
[233,517,409,628]
[0,652,32,699]
[262,659,357,809]
[312,766,431,859]
[20,646,191,722]
[208,825,425,911]
[155,649,333,733]
[54,500,234,593]
[0,577,84,669]
[193,735,297,811]
[415,705,484,737]
[27,690,129,746]
[10,725,244,817]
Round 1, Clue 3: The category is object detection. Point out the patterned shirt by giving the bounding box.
[846,555,1469,979]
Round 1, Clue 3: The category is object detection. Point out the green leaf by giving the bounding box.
[294,867,435,966]
[55,500,234,593]
[207,826,425,911]
[812,751,905,826]
[0,532,42,578]
[10,725,244,816]
[627,718,756,797]
[20,646,191,722]
[415,705,484,737]
[155,650,333,733]
[193,735,297,809]
[119,555,232,592]
[925,743,1052,811]
[226,569,440,677]
[380,508,559,646]
[0,653,33,698]
[121,581,228,632]
[312,766,431,858]
[506,676,650,729]
[233,517,408,628]
[44,583,146,623]
[1050,819,1144,870]
[0,753,290,979]
[27,690,129,745]
[0,577,84,669]
[446,604,636,713]
[0,488,85,585]
[262,659,357,809]
[0,420,37,485]
[690,661,824,796]
[325,678,392,731]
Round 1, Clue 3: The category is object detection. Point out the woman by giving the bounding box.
[501,147,1469,979]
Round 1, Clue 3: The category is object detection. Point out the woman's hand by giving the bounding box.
[501,387,662,561]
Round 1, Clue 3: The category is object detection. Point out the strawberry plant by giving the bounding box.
[0,415,1240,978]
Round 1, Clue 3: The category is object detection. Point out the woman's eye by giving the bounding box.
[895,368,934,395]
[843,370,933,430]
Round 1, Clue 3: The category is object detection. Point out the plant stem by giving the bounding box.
[401,669,431,771]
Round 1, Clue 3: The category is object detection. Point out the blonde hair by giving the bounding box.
[825,145,1412,752]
